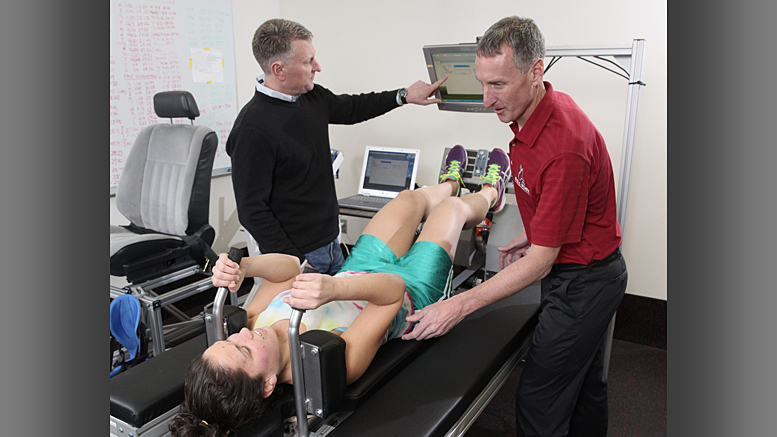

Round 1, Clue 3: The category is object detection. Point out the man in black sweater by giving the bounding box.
[227,18,445,274]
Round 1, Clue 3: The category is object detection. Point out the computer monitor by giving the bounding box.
[422,43,493,113]
[358,146,420,198]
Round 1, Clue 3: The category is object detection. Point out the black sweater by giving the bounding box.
[226,84,399,261]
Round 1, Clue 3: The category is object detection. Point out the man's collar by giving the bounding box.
[510,81,554,148]
[255,74,299,102]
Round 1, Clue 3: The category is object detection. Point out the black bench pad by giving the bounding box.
[110,334,208,427]
[110,302,539,437]
[327,303,540,437]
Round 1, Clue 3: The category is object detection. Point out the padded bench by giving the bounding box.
[323,303,539,436]
[109,332,433,437]
[109,300,540,437]
[236,300,540,436]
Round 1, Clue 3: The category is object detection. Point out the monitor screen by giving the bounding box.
[359,146,420,197]
[423,43,492,113]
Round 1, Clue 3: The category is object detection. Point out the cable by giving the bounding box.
[593,55,629,76]
[544,56,562,74]
[575,56,630,80]
[544,54,644,86]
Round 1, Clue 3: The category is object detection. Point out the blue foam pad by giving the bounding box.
[110,294,141,360]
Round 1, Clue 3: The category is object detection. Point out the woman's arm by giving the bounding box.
[211,252,301,326]
[211,253,299,292]
[284,272,403,309]
[211,252,301,291]
[285,272,406,383]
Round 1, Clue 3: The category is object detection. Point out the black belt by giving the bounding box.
[552,248,621,273]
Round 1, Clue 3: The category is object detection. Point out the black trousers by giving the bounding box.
[516,249,627,437]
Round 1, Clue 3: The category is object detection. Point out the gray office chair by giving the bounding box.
[110,91,218,283]
[110,91,219,362]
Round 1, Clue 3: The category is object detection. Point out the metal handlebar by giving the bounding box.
[289,308,309,437]
[210,247,243,343]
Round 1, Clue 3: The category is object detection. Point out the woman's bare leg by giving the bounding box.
[415,186,497,261]
[360,180,458,258]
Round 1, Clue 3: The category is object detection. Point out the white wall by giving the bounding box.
[110,0,667,301]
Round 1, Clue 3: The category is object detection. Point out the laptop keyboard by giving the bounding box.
[339,195,392,211]
[351,195,390,204]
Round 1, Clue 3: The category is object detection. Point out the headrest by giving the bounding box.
[154,91,200,120]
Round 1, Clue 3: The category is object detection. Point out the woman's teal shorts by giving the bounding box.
[339,234,453,311]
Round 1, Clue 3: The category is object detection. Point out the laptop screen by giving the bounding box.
[359,146,420,198]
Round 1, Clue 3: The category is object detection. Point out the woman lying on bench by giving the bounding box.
[170,146,510,437]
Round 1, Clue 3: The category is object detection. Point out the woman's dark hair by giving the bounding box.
[169,354,280,436]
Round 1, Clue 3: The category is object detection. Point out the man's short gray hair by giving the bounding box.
[252,18,313,74]
[477,16,545,73]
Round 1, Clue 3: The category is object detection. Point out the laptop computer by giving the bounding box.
[338,146,421,212]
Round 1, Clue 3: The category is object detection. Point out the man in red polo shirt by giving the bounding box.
[403,16,628,436]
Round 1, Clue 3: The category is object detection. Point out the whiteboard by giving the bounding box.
[109,0,237,189]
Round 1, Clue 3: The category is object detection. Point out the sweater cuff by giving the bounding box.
[395,89,404,106]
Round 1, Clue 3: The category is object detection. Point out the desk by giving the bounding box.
[337,207,377,245]
[338,206,378,219]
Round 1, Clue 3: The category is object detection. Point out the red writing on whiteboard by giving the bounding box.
[112,1,235,187]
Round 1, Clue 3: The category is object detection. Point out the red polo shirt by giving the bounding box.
[508,82,621,265]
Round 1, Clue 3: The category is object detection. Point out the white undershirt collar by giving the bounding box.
[255,74,299,102]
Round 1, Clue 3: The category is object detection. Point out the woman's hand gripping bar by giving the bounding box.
[211,247,244,343]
